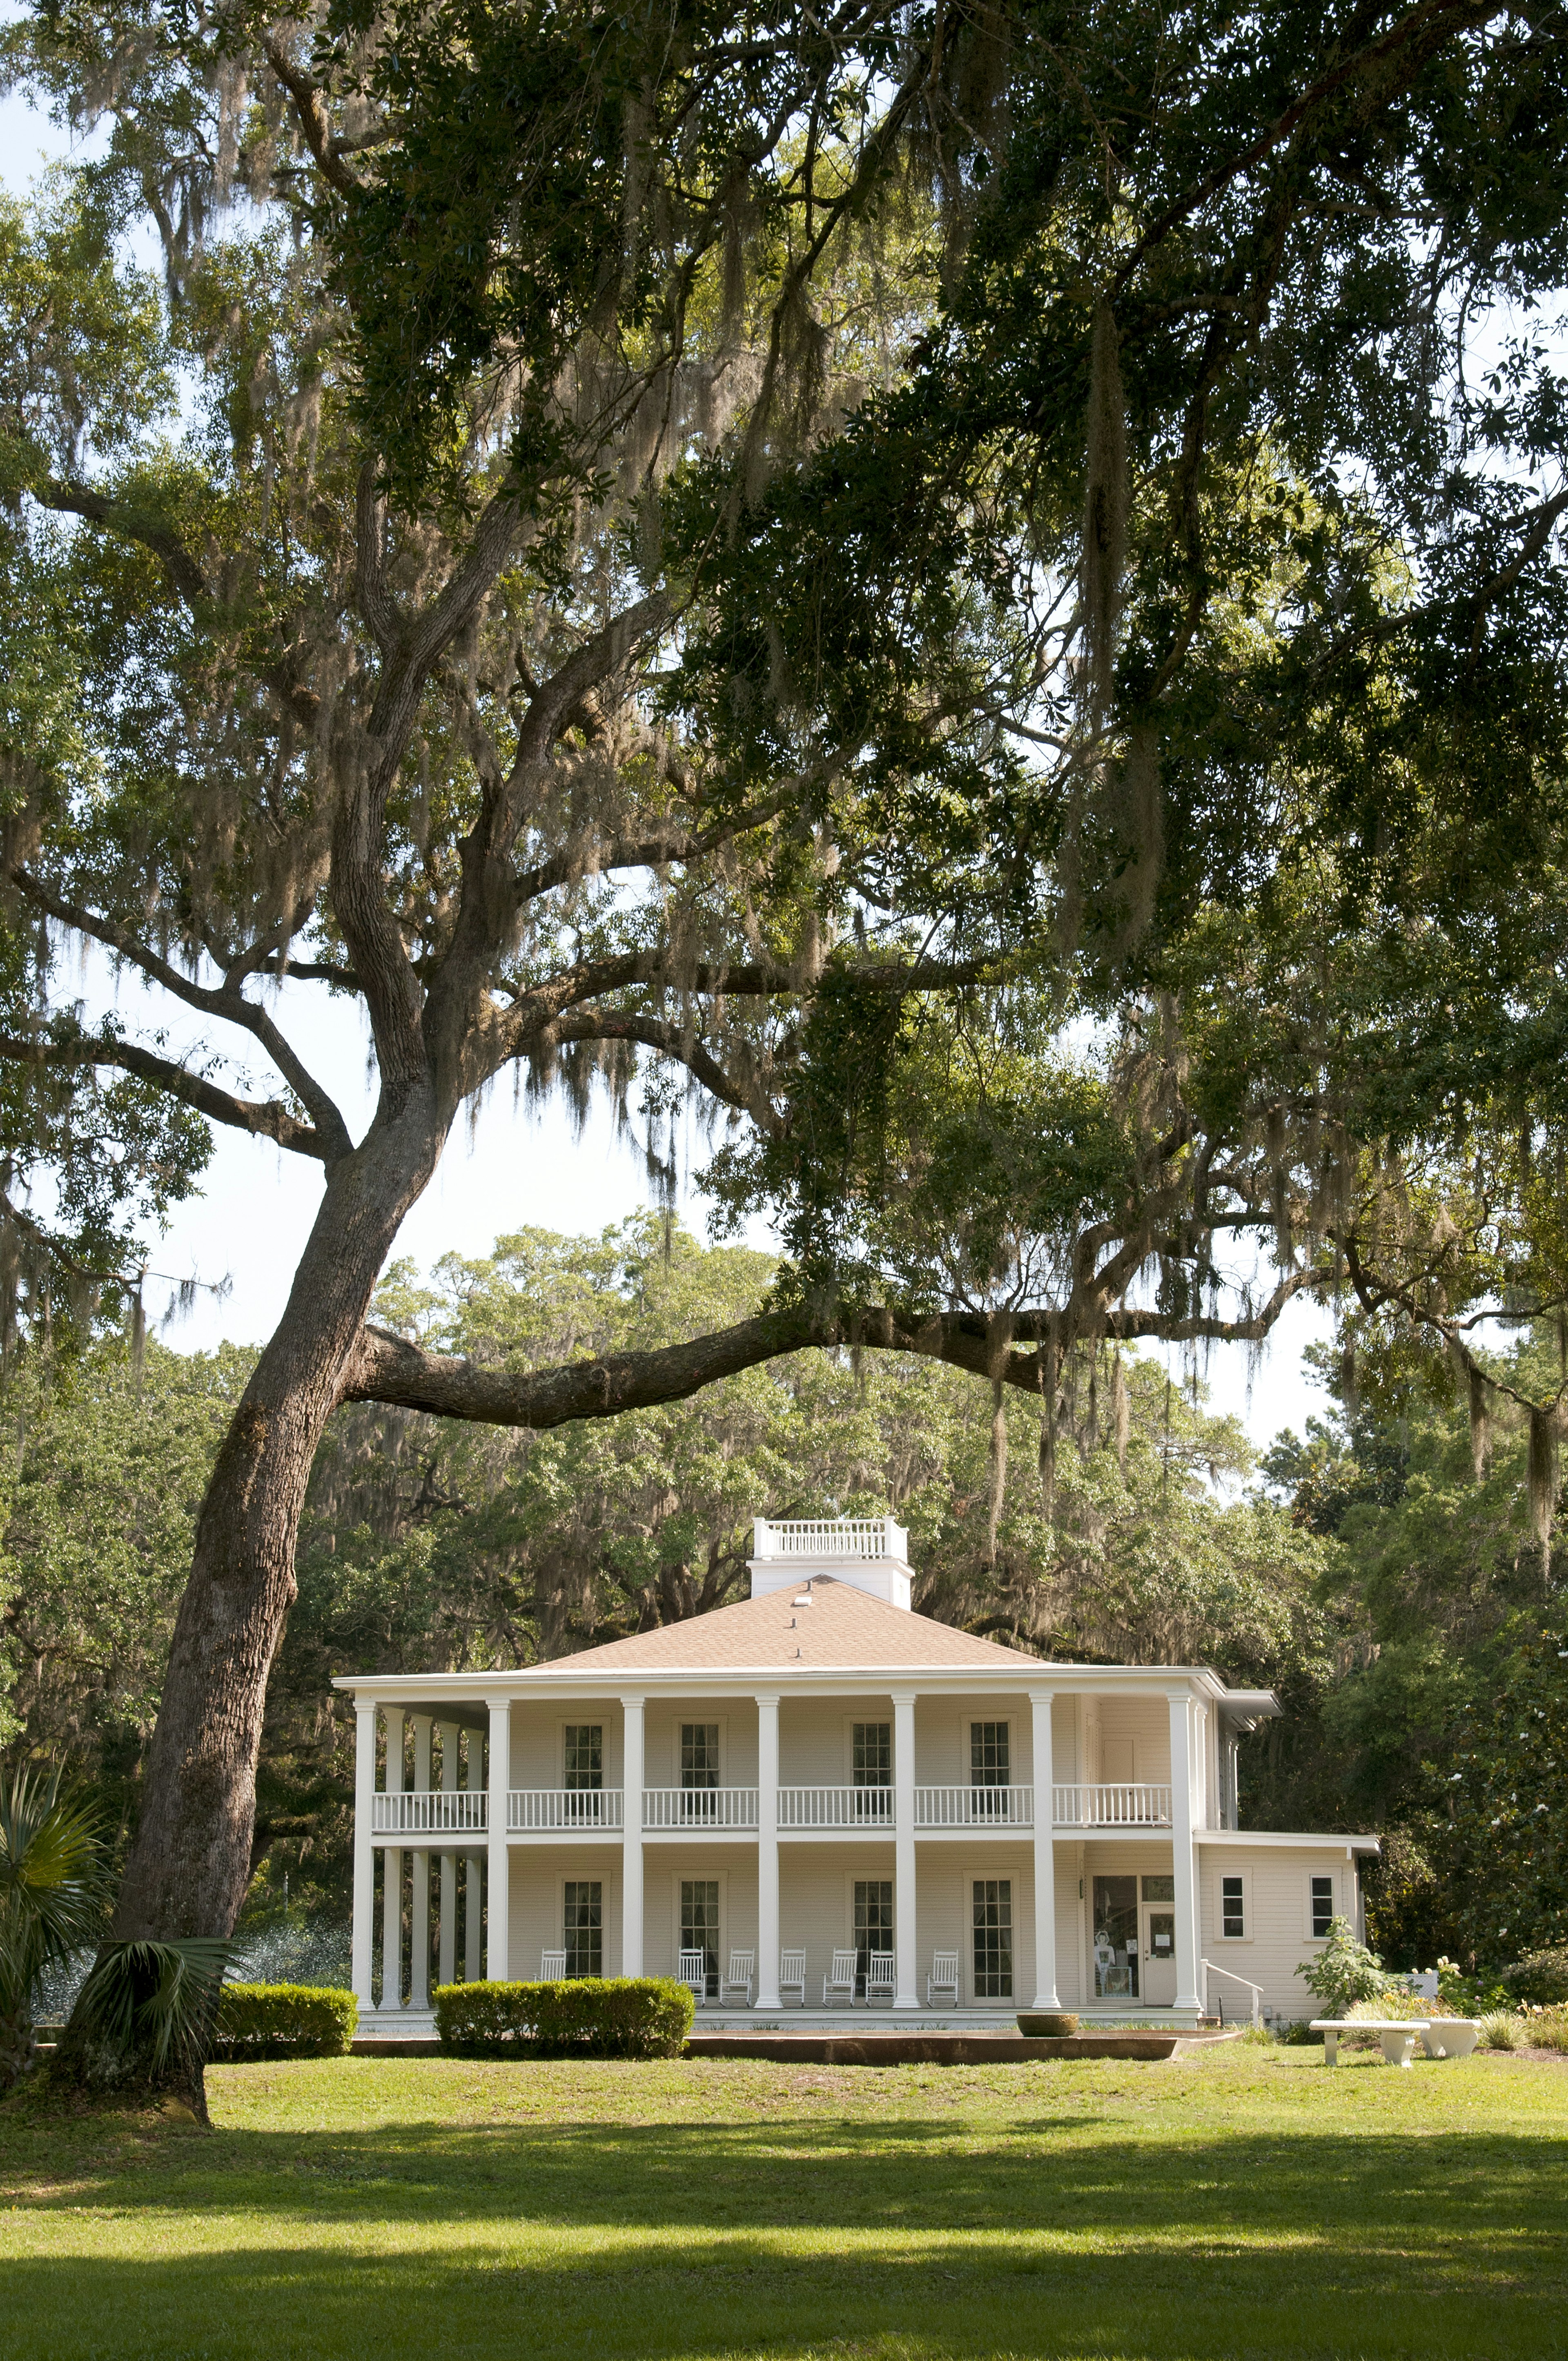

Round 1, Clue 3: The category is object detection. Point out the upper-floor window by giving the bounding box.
[970,1721,1010,1787]
[681,1723,720,1790]
[1309,1874,1335,1939]
[853,1722,892,1786]
[564,1726,602,1791]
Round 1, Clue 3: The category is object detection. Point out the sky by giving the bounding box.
[0,78,1338,1455]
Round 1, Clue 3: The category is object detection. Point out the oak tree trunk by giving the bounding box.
[111,1093,448,1946]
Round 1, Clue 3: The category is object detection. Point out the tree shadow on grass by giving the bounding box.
[1,2119,1566,2358]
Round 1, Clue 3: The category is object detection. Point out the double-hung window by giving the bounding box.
[852,1723,893,1822]
[1309,1874,1335,1939]
[970,1722,1010,1819]
[564,1880,602,1977]
[1221,1874,1246,1940]
[564,1726,603,1823]
[681,1723,720,1820]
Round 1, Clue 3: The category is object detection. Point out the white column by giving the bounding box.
[486,1695,511,1981]
[1167,1688,1201,2014]
[754,1692,781,2008]
[380,1707,405,2011]
[409,1715,432,2009]
[622,1695,645,1976]
[351,1699,376,2009]
[438,1721,459,1988]
[892,1688,918,2009]
[1029,1690,1060,2009]
[466,1729,484,1982]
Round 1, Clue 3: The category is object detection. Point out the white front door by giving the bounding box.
[1140,1903,1177,2005]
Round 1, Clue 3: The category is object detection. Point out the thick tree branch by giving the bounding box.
[0,1032,330,1159]
[33,480,207,604]
[12,872,354,1162]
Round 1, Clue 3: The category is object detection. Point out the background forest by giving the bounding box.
[2,1214,1561,1976]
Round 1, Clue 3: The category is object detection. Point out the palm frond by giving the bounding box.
[71,1938,233,2072]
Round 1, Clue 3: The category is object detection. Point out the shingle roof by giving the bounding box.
[531,1576,1042,1677]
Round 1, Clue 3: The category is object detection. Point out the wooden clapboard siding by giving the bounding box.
[1200,1848,1360,2019]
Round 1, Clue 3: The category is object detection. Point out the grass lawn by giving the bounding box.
[1,2044,1565,2360]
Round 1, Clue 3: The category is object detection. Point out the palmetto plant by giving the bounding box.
[67,1937,232,2089]
[0,1766,109,2089]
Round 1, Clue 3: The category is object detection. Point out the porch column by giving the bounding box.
[486,1695,512,1981]
[410,1715,433,2009]
[892,1687,918,2009]
[1029,1690,1060,2009]
[754,1692,781,2008]
[622,1695,645,1976]
[466,1729,484,1982]
[380,1707,405,2011]
[351,1698,376,2011]
[1167,1688,1201,2014]
[437,1721,459,1988]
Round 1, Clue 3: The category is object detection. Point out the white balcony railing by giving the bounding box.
[1053,1783,1172,1827]
[508,1788,624,1833]
[778,1784,896,1828]
[914,1784,1034,1828]
[372,1792,488,1835]
[753,1516,907,1559]
[642,1787,759,1830]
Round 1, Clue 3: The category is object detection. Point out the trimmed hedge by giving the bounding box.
[214,1982,359,2060]
[434,1976,694,2058]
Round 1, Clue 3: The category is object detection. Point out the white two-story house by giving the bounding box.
[337,1517,1377,2028]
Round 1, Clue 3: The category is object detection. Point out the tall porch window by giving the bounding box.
[852,1722,893,1823]
[564,1726,603,1821]
[972,1878,1013,1999]
[681,1878,720,1996]
[564,1880,603,1978]
[853,1878,894,1996]
[970,1722,1010,1819]
[681,1723,720,1821]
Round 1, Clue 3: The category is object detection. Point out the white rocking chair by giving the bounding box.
[823,1946,859,2007]
[864,1951,898,2007]
[927,1949,960,2007]
[678,1948,709,2006]
[778,1948,806,2006]
[539,1949,568,1980]
[720,1948,755,2005]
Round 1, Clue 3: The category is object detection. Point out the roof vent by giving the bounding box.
[748,1516,913,1609]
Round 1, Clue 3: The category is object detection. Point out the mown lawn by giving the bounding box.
[1,2044,1564,2360]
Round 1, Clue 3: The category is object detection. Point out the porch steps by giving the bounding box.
[683,2029,1240,2063]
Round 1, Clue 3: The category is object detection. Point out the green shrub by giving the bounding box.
[1478,2010,1522,2051]
[214,1982,357,2059]
[1529,2007,1568,2051]
[1501,1945,1568,2007]
[1296,1917,1387,2018]
[433,1977,694,2059]
[1278,2019,1325,2045]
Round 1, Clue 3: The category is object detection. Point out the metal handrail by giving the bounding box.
[1202,1956,1263,2028]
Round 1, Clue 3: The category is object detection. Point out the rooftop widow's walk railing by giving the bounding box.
[752,1516,909,1560]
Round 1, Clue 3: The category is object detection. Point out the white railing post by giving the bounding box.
[351,1699,376,2011]
[1167,1690,1201,2014]
[1029,1692,1060,2009]
[410,1715,432,2009]
[437,1722,459,1988]
[755,1692,782,2009]
[380,1707,405,2011]
[486,1695,511,1981]
[893,1688,918,2009]
[622,1696,645,1976]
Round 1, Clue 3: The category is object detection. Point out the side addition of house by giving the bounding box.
[335,1517,1377,2027]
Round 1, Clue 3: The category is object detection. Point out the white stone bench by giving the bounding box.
[1312,2018,1430,2067]
[1419,2019,1481,2060]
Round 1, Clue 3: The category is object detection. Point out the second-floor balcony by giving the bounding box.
[372,1777,1179,1837]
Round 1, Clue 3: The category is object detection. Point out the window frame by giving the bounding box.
[968,1718,1013,1790]
[1215,1866,1251,1943]
[671,1868,727,1996]
[561,1875,605,1978]
[1305,1869,1338,1942]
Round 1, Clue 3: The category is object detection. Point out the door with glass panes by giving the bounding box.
[1138,1875,1177,2004]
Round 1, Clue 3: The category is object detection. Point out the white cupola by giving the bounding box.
[746,1516,913,1609]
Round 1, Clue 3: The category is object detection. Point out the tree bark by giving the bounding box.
[111,1091,448,1943]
